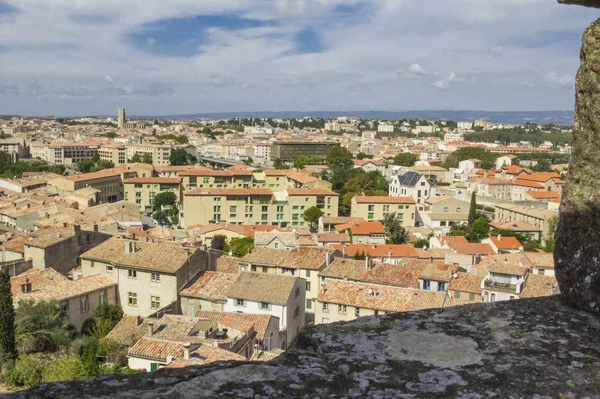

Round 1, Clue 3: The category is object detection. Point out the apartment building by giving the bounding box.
[81,238,206,317]
[417,196,470,229]
[494,204,557,244]
[49,168,136,204]
[11,268,117,335]
[0,177,46,193]
[0,138,26,161]
[315,279,446,324]
[33,143,99,164]
[350,196,416,226]
[181,188,339,228]
[223,272,305,348]
[270,142,339,161]
[123,177,181,213]
[179,271,239,314]
[98,144,127,166]
[126,144,172,166]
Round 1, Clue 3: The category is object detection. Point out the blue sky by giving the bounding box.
[0,0,598,116]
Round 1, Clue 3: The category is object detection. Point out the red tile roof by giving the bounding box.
[184,188,273,196]
[487,236,523,250]
[332,244,417,258]
[286,188,338,196]
[354,196,416,204]
[124,177,180,184]
[335,221,385,235]
[525,191,561,200]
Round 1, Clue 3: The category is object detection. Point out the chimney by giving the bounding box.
[63,222,68,228]
[124,241,135,254]
[342,244,346,258]
[147,322,154,336]
[26,203,30,209]
[73,224,81,233]
[183,343,190,360]
[136,315,142,326]
[326,252,331,266]
[497,234,501,241]
[56,232,61,238]
[93,224,98,232]
[21,276,32,293]
[365,256,370,269]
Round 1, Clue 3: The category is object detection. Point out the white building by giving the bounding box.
[223,272,306,349]
[378,123,394,133]
[457,121,473,130]
[389,171,436,204]
[444,132,465,143]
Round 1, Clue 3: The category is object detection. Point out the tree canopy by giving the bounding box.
[393,152,418,167]
[303,206,323,230]
[382,212,409,244]
[211,235,227,250]
[170,149,197,165]
[443,147,498,170]
[0,267,17,363]
[15,299,71,354]
[224,237,255,257]
[153,191,177,211]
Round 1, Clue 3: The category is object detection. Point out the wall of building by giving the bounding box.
[181,297,225,316]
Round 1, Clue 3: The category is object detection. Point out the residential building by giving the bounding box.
[522,252,555,276]
[123,177,181,213]
[0,177,47,193]
[335,221,386,245]
[238,246,337,314]
[81,238,206,317]
[11,268,117,335]
[223,272,306,348]
[352,159,386,174]
[98,145,127,166]
[417,196,470,229]
[315,279,446,324]
[495,154,518,169]
[0,138,26,161]
[448,272,483,303]
[389,171,436,204]
[318,216,365,233]
[350,196,416,226]
[331,244,417,264]
[126,144,172,166]
[33,143,100,165]
[179,271,239,315]
[479,254,529,302]
[181,188,339,228]
[494,204,558,244]
[481,235,523,254]
[24,224,112,275]
[49,168,136,204]
[377,123,394,132]
[417,262,457,292]
[457,121,473,130]
[270,142,339,162]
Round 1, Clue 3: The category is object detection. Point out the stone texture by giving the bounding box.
[554,15,600,314]
[8,297,600,398]
[558,0,600,8]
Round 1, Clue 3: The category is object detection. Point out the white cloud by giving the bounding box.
[0,0,594,114]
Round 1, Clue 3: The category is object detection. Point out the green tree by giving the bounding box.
[356,152,373,160]
[90,302,123,339]
[81,339,99,378]
[223,237,255,257]
[413,238,429,249]
[153,191,177,211]
[468,191,477,225]
[544,215,559,252]
[142,153,153,164]
[6,354,44,387]
[293,155,308,170]
[467,217,491,242]
[393,152,418,167]
[152,210,169,225]
[243,157,253,166]
[76,159,96,173]
[129,153,142,163]
[202,127,212,134]
[211,235,227,250]
[326,147,353,190]
[383,212,409,244]
[41,354,87,383]
[170,149,192,165]
[303,206,323,231]
[91,160,115,172]
[15,299,71,354]
[354,250,366,260]
[92,152,100,162]
[273,158,288,170]
[0,267,17,363]
[175,136,189,144]
[0,151,12,175]
[443,147,497,170]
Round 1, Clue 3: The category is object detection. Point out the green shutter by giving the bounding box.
[454,291,461,299]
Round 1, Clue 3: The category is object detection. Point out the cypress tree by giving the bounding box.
[468,191,477,226]
[0,267,17,362]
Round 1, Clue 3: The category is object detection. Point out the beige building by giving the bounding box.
[417,196,470,229]
[98,145,127,166]
[494,204,558,244]
[181,188,339,228]
[32,143,99,164]
[124,177,181,213]
[81,238,206,317]
[11,268,117,335]
[179,271,239,315]
[48,168,136,204]
[126,144,172,166]
[350,196,416,227]
[315,279,446,324]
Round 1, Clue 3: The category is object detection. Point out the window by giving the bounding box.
[338,305,347,314]
[469,293,475,301]
[438,282,446,292]
[306,281,311,292]
[274,242,279,249]
[99,291,107,304]
[444,207,449,212]
[261,302,270,310]
[295,287,300,298]
[80,295,89,313]
[236,299,245,306]
[106,265,113,272]
[151,273,161,282]
[538,269,545,275]
[151,296,161,309]
[128,270,137,279]
[456,207,461,213]
[305,270,311,278]
[322,303,329,312]
[454,291,461,299]
[424,280,431,290]
[128,292,137,306]
[306,299,312,309]
[262,266,268,273]
[60,301,69,313]
[355,307,360,317]
[294,306,299,319]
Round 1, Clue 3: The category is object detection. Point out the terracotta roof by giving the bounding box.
[239,246,334,270]
[427,213,469,222]
[81,238,197,273]
[286,188,338,196]
[154,165,196,172]
[490,220,542,232]
[332,244,417,258]
[128,337,188,362]
[444,297,478,308]
[197,223,246,235]
[215,256,242,273]
[322,216,364,225]
[482,254,530,276]
[353,159,385,167]
[520,274,560,298]
[418,263,457,282]
[517,172,561,183]
[164,345,246,368]
[226,272,299,305]
[1,235,29,253]
[64,168,128,182]
[335,221,385,235]
[184,188,272,196]
[179,167,233,177]
[195,310,274,341]
[486,236,523,250]
[317,280,446,312]
[414,248,448,260]
[124,177,180,184]
[250,348,285,362]
[354,196,416,204]
[316,233,350,243]
[11,268,116,303]
[522,252,555,269]
[435,236,494,255]
[468,176,510,185]
[525,191,561,200]
[179,272,239,301]
[411,166,447,171]
[448,272,484,294]
[106,316,159,346]
[513,179,544,189]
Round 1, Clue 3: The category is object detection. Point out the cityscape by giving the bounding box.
[0,0,598,397]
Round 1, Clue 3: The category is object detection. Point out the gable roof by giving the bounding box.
[520,274,560,298]
[448,272,484,294]
[335,221,385,235]
[226,272,299,305]
[179,272,239,301]
[486,236,523,250]
[239,246,334,270]
[398,171,424,187]
[354,196,416,204]
[332,244,417,258]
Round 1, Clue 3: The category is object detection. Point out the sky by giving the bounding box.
[0,0,598,116]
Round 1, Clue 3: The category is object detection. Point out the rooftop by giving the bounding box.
[354,196,416,204]
[226,272,299,305]
[179,272,239,301]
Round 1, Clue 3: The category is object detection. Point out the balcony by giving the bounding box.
[484,280,518,293]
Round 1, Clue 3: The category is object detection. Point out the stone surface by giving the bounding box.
[554,14,600,315]
[559,0,600,8]
[8,297,600,398]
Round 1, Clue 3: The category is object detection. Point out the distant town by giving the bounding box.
[0,109,565,388]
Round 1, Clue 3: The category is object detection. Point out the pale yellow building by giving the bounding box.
[126,144,172,166]
[350,196,416,227]
[124,177,181,213]
[182,188,339,228]
[48,168,136,204]
[99,144,127,166]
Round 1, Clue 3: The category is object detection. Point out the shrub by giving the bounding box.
[6,354,44,387]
